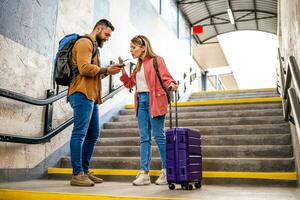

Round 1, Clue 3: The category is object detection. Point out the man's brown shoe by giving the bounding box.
[87,172,103,183]
[70,172,95,186]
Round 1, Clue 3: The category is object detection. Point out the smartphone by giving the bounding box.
[117,63,126,68]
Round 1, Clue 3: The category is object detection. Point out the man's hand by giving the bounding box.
[107,64,122,75]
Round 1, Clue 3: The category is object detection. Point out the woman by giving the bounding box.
[120,35,178,186]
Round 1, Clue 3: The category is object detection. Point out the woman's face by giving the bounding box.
[130,42,145,59]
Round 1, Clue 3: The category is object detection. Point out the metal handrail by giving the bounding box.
[0,74,125,144]
[0,88,67,106]
[288,56,300,99]
[277,49,300,145]
[0,119,73,144]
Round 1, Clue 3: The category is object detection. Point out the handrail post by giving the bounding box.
[284,97,290,121]
[201,70,208,91]
[44,89,55,136]
[283,64,291,100]
[108,61,114,93]
[278,48,285,95]
[129,62,135,93]
[176,80,180,100]
[109,75,114,93]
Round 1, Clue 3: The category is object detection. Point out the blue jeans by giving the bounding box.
[68,92,100,176]
[137,92,166,171]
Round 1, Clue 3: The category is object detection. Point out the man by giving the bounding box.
[67,19,121,186]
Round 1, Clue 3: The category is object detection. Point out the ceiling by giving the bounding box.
[192,38,239,89]
[177,0,277,44]
[192,40,229,69]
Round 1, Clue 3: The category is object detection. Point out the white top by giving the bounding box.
[136,64,149,92]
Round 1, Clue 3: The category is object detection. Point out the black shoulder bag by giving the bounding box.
[153,57,171,103]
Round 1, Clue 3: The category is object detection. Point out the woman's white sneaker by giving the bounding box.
[155,169,168,185]
[132,171,151,186]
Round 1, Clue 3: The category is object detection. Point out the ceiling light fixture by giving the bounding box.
[227,8,235,24]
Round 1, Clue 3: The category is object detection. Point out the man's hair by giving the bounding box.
[93,19,114,31]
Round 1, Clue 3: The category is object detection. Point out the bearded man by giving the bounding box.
[67,19,121,186]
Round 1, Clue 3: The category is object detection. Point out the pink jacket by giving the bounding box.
[120,56,176,117]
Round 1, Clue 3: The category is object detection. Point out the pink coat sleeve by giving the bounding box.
[156,57,176,89]
[120,71,136,89]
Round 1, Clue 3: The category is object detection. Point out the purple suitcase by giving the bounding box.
[166,91,202,190]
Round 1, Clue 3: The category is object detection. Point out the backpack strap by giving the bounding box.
[71,36,98,78]
[153,57,170,103]
[79,36,98,62]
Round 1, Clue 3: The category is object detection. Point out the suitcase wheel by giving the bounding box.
[194,182,201,189]
[168,183,175,190]
[187,184,193,190]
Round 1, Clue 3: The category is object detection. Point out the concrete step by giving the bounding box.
[202,178,296,186]
[97,134,291,146]
[92,145,293,158]
[113,109,283,122]
[50,90,295,186]
[60,157,295,172]
[191,89,278,97]
[191,90,280,97]
[119,103,282,115]
[189,93,279,101]
[104,116,286,129]
[100,123,290,137]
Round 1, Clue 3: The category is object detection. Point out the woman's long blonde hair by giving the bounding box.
[131,35,157,72]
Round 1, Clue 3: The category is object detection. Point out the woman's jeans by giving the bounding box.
[137,92,166,171]
[68,92,100,176]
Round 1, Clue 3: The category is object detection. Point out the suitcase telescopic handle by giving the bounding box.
[168,88,178,129]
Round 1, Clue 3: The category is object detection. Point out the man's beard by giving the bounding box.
[96,33,104,48]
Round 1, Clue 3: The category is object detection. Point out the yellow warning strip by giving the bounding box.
[0,189,188,200]
[125,97,282,109]
[48,168,297,181]
[1,170,296,200]
[48,168,160,176]
[193,88,276,94]
[203,171,297,180]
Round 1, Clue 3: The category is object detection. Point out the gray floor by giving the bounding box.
[1,180,300,200]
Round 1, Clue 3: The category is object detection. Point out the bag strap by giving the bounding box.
[71,36,98,77]
[153,57,170,103]
[79,36,98,61]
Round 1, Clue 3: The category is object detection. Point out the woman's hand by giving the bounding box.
[169,82,178,91]
[121,67,126,74]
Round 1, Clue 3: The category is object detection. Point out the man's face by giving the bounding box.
[96,26,112,48]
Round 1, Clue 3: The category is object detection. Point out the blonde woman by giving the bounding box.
[120,35,178,186]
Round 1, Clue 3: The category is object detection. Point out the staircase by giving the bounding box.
[51,88,297,186]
